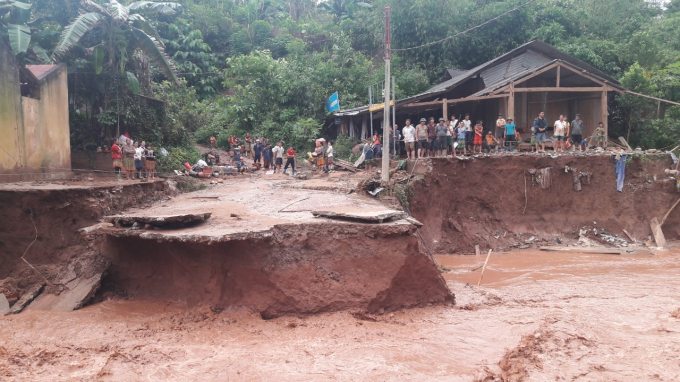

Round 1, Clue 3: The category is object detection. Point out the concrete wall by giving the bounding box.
[0,39,25,173]
[22,66,71,172]
[0,39,72,182]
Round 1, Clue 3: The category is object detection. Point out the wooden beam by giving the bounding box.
[402,93,508,108]
[442,98,448,120]
[512,87,604,92]
[624,90,680,106]
[556,65,561,87]
[507,82,515,118]
[505,61,560,88]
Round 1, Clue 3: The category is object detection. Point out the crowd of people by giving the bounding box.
[110,132,156,181]
[226,134,298,175]
[388,111,605,159]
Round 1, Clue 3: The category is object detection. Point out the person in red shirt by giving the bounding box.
[110,138,123,181]
[283,146,296,175]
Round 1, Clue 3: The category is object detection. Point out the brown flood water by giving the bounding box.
[2,248,680,381]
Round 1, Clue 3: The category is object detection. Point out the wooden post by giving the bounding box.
[442,98,448,120]
[507,82,515,119]
[556,65,561,87]
[601,89,608,148]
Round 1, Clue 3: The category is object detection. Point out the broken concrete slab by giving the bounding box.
[0,293,9,313]
[312,210,407,223]
[404,216,424,227]
[104,212,212,229]
[28,255,110,312]
[7,283,44,315]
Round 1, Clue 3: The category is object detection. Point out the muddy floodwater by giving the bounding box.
[2,248,680,381]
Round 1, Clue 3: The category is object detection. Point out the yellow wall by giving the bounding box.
[22,66,71,171]
[0,39,25,172]
[0,39,71,177]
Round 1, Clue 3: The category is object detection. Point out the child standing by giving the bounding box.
[123,138,135,180]
[133,141,144,179]
[145,144,156,180]
[474,121,483,154]
[456,122,467,156]
[327,141,334,171]
[530,125,537,153]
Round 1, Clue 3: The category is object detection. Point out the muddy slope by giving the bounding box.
[0,181,175,299]
[96,222,454,318]
[409,155,680,253]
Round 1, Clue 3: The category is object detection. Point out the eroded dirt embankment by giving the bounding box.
[96,221,454,318]
[408,154,680,253]
[0,181,175,300]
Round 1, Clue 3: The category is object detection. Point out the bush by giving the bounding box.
[156,145,202,174]
[333,134,357,160]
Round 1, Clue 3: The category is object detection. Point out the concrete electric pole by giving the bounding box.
[381,5,391,183]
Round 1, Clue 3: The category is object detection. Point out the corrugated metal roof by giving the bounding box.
[331,39,624,117]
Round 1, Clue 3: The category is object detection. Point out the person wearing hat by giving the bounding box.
[435,117,448,157]
[496,113,506,149]
[505,117,516,152]
[416,118,428,158]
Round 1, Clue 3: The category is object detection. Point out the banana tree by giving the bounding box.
[0,0,32,54]
[53,0,182,85]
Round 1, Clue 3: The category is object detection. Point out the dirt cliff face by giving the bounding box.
[409,154,679,253]
[0,181,175,299]
[97,222,454,318]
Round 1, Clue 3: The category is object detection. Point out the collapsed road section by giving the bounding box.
[83,179,454,318]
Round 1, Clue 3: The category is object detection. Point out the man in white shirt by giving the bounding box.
[496,113,506,149]
[402,119,416,159]
[463,114,472,151]
[447,116,458,156]
[272,141,285,173]
[553,115,566,153]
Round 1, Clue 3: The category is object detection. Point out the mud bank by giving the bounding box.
[0,180,176,300]
[408,154,680,253]
[94,211,453,318]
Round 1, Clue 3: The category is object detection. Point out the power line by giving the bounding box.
[392,0,538,52]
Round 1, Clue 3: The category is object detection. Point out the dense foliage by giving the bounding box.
[3,0,680,160]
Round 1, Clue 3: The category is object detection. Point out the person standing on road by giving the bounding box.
[553,115,566,153]
[253,139,263,166]
[456,121,467,156]
[435,118,448,157]
[327,141,335,171]
[122,138,135,180]
[263,143,271,169]
[272,141,284,173]
[427,117,437,157]
[533,111,548,153]
[111,139,123,181]
[474,121,484,154]
[283,145,296,175]
[463,114,473,153]
[416,118,428,158]
[402,119,416,159]
[505,118,516,152]
[496,113,506,150]
[362,140,374,172]
[571,114,583,151]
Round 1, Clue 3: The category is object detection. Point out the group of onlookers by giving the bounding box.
[110,132,156,181]
[390,111,605,159]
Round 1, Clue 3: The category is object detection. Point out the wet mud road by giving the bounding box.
[2,248,680,381]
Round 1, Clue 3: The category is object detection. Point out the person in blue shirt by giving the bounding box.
[253,139,263,165]
[263,144,272,169]
[505,118,517,152]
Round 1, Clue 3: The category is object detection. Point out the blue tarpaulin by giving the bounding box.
[615,155,627,192]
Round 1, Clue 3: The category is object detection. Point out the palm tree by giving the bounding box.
[53,0,182,85]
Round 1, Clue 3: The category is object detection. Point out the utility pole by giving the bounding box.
[392,75,396,156]
[381,5,391,183]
